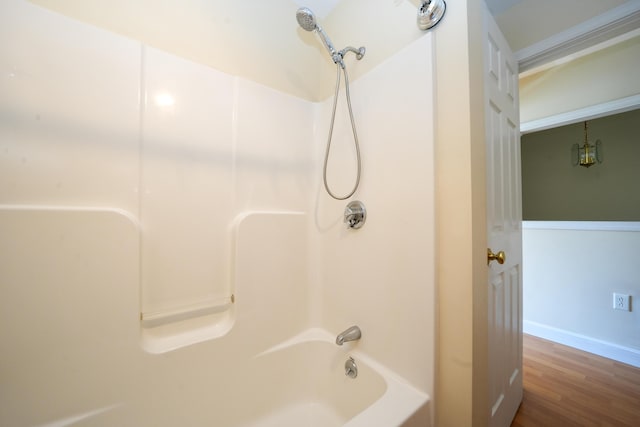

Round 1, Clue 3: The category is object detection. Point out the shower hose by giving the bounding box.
[323,63,361,200]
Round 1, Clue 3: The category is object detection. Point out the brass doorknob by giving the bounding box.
[487,249,506,265]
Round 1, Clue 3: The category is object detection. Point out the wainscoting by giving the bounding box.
[523,221,640,368]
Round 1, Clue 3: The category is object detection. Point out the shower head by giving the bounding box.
[296,7,337,56]
[417,0,446,30]
[296,7,317,32]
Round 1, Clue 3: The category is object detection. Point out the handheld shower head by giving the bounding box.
[295,7,366,201]
[296,7,336,56]
[296,7,317,31]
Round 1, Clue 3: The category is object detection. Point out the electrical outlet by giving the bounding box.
[613,293,631,311]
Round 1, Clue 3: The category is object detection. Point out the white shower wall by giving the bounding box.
[1,0,435,421]
[0,1,140,211]
[140,46,315,334]
[314,35,436,395]
[3,0,315,317]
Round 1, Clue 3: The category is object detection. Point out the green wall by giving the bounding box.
[521,109,640,220]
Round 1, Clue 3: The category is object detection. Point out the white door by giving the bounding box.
[483,4,523,427]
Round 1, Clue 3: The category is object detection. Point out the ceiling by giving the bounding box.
[485,0,524,16]
[486,0,630,52]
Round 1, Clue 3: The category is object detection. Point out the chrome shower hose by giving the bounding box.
[323,63,361,200]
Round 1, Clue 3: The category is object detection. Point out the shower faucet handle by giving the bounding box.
[344,201,366,229]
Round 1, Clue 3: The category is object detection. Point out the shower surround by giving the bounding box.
[0,1,435,425]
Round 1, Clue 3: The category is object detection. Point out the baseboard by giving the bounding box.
[523,320,640,368]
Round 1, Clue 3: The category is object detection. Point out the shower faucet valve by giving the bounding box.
[344,201,366,229]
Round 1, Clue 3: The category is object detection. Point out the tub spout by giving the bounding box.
[336,325,361,345]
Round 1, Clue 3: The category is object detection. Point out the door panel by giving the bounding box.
[484,3,523,427]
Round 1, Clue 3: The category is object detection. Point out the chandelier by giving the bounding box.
[572,121,602,168]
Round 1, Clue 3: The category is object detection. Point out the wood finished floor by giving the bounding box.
[511,334,640,426]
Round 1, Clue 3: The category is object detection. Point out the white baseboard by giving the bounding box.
[523,320,640,368]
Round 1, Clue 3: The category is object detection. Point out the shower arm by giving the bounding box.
[332,46,366,69]
[340,46,366,61]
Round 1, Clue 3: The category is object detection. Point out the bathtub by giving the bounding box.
[77,328,431,426]
[28,327,430,427]
[236,328,431,427]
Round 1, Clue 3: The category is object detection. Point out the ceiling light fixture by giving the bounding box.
[572,121,602,168]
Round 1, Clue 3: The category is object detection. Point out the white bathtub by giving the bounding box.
[236,328,431,427]
[25,328,430,427]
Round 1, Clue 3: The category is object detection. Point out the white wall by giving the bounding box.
[433,0,489,425]
[523,222,640,367]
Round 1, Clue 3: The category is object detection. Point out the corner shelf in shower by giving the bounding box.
[140,295,234,328]
[140,297,235,354]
